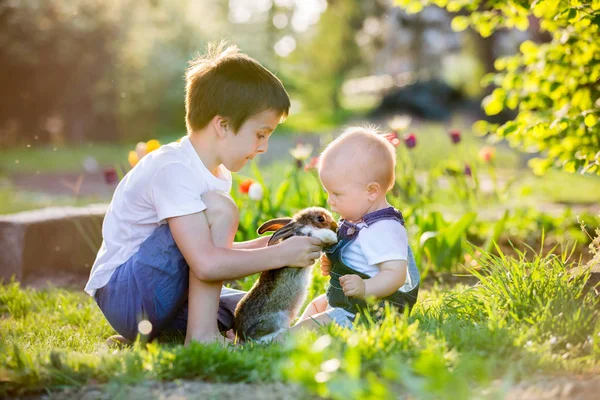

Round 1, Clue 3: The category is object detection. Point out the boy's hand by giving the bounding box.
[280,236,324,267]
[259,235,272,248]
[340,274,365,299]
[320,253,332,276]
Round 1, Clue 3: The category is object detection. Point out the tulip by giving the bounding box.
[383,131,401,147]
[146,139,161,153]
[479,146,496,163]
[464,163,472,177]
[403,133,417,149]
[449,129,461,144]
[289,142,313,161]
[304,156,320,171]
[135,142,147,160]
[104,167,118,185]
[82,156,99,173]
[128,151,139,168]
[248,182,264,201]
[388,115,412,131]
[239,179,254,194]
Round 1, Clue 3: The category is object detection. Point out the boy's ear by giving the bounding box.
[366,182,381,201]
[213,115,230,138]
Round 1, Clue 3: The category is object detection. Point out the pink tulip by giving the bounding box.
[383,131,401,147]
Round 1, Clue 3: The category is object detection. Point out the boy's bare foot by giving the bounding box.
[225,329,237,341]
[184,332,237,346]
[105,335,132,348]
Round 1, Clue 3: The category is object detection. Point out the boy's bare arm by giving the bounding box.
[232,235,271,250]
[168,212,323,281]
[340,260,407,299]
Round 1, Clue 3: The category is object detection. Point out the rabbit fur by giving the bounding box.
[232,207,338,342]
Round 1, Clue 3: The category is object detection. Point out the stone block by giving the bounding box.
[0,204,107,283]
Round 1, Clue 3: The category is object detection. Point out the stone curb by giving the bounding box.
[0,204,108,282]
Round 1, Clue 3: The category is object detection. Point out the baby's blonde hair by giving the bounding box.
[319,126,396,191]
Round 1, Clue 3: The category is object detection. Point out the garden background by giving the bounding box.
[1,0,599,399]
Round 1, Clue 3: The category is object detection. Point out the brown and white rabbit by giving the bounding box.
[232,207,338,343]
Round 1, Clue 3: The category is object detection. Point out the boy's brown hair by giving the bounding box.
[185,42,291,133]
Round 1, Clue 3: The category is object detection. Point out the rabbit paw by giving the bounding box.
[310,228,338,244]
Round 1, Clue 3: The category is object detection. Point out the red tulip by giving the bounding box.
[239,179,254,194]
[104,168,118,185]
[479,146,496,163]
[403,133,417,149]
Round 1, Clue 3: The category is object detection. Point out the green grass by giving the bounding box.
[516,170,600,205]
[0,186,105,215]
[0,143,135,176]
[1,248,598,398]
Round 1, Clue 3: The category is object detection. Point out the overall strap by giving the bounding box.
[362,207,405,227]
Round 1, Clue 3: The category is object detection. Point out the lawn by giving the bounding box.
[1,247,598,398]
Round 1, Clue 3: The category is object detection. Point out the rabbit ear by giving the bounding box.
[268,223,297,246]
[257,218,293,235]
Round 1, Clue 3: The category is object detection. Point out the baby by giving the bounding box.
[289,126,420,333]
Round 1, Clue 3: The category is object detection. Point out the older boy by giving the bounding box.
[85,42,324,345]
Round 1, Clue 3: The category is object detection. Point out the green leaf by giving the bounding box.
[484,210,509,253]
[273,179,291,209]
[482,91,504,116]
[519,40,537,55]
[472,120,490,136]
[515,16,529,31]
[528,157,552,176]
[444,212,477,247]
[250,161,266,186]
[420,231,440,248]
[584,113,597,127]
[451,16,470,32]
[406,2,424,14]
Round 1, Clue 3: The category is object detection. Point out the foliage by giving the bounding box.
[0,0,216,145]
[285,0,384,116]
[396,0,600,175]
[587,226,600,271]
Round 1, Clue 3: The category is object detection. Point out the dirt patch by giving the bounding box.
[503,374,600,400]
[9,381,313,400]
[8,374,600,400]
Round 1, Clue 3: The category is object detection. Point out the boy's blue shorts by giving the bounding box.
[94,224,246,342]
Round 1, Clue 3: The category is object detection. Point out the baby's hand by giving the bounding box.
[340,274,365,299]
[320,253,331,276]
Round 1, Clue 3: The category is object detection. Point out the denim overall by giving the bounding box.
[325,207,420,321]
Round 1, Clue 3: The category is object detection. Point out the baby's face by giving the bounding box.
[319,160,372,222]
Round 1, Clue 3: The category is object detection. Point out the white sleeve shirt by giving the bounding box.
[84,135,231,296]
[151,163,208,225]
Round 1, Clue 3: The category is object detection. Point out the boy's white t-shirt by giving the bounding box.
[340,219,409,277]
[84,136,232,296]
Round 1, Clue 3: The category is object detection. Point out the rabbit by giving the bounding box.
[232,207,338,343]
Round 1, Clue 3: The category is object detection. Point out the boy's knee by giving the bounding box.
[202,191,239,225]
[314,294,329,307]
